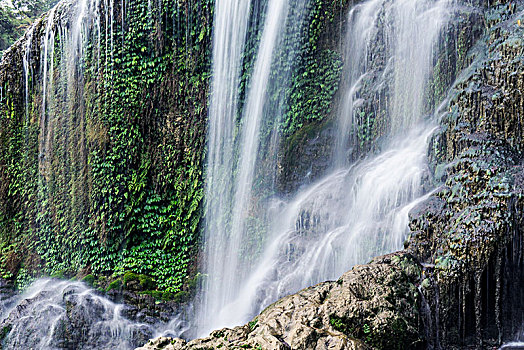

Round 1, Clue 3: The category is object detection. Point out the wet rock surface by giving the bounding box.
[0,280,154,349]
[407,2,524,347]
[137,253,422,350]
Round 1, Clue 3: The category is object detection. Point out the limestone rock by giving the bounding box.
[137,252,423,350]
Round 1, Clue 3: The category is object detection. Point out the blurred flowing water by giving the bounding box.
[198,0,310,336]
[7,0,456,347]
[0,279,153,349]
[198,0,452,337]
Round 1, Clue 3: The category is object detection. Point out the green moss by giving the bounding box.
[187,272,204,291]
[172,290,189,303]
[161,291,174,301]
[106,278,122,291]
[50,270,66,279]
[248,318,258,331]
[281,50,343,137]
[123,271,139,286]
[138,274,155,290]
[81,274,96,286]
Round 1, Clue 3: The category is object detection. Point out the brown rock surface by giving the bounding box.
[136,253,423,350]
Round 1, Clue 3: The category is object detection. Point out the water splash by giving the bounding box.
[229,123,437,318]
[0,279,152,350]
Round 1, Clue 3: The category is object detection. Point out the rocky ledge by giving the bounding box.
[137,253,422,350]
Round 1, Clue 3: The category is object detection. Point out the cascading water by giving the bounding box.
[39,6,57,178]
[198,0,452,336]
[241,0,451,318]
[333,0,383,166]
[35,0,101,239]
[0,279,153,349]
[198,0,310,336]
[5,0,457,346]
[198,0,253,335]
[335,0,450,165]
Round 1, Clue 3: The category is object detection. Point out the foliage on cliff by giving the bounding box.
[0,0,352,293]
[0,0,57,53]
[0,0,212,292]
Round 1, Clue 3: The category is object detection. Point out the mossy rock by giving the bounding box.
[123,271,156,291]
[172,290,189,303]
[161,291,174,301]
[50,270,67,279]
[139,290,163,299]
[81,274,96,287]
[123,271,140,286]
[106,278,122,292]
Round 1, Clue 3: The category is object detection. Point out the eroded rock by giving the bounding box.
[137,252,423,350]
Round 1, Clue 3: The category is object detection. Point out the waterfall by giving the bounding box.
[198,0,253,336]
[198,0,452,335]
[8,0,455,345]
[240,0,451,319]
[334,0,450,165]
[35,0,100,216]
[0,279,153,349]
[333,0,384,167]
[199,0,311,335]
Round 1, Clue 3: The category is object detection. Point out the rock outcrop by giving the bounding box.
[137,253,422,350]
[408,2,524,347]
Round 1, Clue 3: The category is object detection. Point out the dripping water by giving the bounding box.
[23,27,34,123]
[39,6,57,178]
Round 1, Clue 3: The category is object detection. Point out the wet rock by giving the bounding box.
[137,252,422,350]
[407,2,524,347]
[0,279,154,349]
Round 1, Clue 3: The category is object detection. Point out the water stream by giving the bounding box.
[199,0,309,336]
[0,279,152,349]
[198,0,452,336]
[198,0,253,336]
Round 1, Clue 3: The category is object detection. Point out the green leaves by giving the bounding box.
[0,0,211,294]
[282,49,343,136]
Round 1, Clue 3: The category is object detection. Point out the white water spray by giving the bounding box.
[0,279,153,349]
[198,0,452,333]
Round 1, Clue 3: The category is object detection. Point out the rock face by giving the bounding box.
[407,2,524,347]
[137,253,422,350]
[138,2,524,350]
